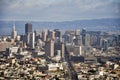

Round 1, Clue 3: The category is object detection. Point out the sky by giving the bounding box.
[0,0,120,21]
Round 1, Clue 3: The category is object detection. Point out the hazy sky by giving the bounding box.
[0,0,120,21]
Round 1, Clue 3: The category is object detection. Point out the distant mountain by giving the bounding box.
[0,18,120,35]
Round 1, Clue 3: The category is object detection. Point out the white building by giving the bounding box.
[29,32,35,49]
[11,23,17,40]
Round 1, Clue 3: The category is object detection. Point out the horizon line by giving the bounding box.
[0,17,120,22]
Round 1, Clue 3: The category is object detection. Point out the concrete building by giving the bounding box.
[25,23,32,34]
[75,29,80,36]
[42,29,47,42]
[82,28,86,46]
[34,29,41,42]
[47,30,55,40]
[45,40,54,57]
[74,35,82,46]
[85,33,90,46]
[54,42,65,59]
[54,29,62,42]
[11,23,17,40]
[103,39,108,51]
[29,32,35,49]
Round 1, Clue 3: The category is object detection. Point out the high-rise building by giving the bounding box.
[75,29,80,36]
[74,35,82,46]
[90,35,97,46]
[82,28,86,46]
[47,30,55,41]
[29,32,35,49]
[45,40,54,57]
[103,39,108,51]
[85,33,90,46]
[50,31,55,40]
[11,23,17,39]
[34,29,40,42]
[42,29,47,42]
[54,29,62,42]
[54,42,65,59]
[25,23,32,34]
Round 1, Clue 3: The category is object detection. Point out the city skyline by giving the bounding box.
[0,0,120,80]
[0,0,120,21]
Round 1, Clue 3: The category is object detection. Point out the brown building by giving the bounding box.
[45,40,54,57]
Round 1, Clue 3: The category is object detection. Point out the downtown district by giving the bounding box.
[0,23,120,80]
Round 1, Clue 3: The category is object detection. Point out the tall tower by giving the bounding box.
[29,32,35,49]
[75,29,80,36]
[42,29,47,42]
[103,39,108,51]
[82,28,86,46]
[47,30,55,40]
[85,33,90,46]
[54,29,62,42]
[54,42,65,59]
[25,23,32,45]
[25,23,32,34]
[34,29,40,42]
[11,23,17,39]
[45,40,54,57]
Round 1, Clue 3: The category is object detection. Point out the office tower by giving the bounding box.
[36,39,42,50]
[90,35,97,46]
[74,35,82,46]
[65,34,73,43]
[11,23,17,39]
[61,43,65,59]
[96,36,101,47]
[42,29,47,42]
[50,31,55,40]
[54,29,62,42]
[75,29,80,36]
[25,23,32,34]
[34,29,40,42]
[85,33,90,46]
[82,28,86,46]
[54,42,65,59]
[29,32,35,49]
[45,40,54,57]
[47,30,55,40]
[103,39,108,51]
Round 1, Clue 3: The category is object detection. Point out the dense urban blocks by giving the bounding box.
[0,23,120,80]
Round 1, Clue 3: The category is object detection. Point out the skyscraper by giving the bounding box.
[82,28,86,46]
[45,40,54,57]
[29,32,35,49]
[42,29,47,42]
[74,35,82,46]
[85,33,90,46]
[75,29,80,36]
[34,29,41,42]
[25,23,32,34]
[103,39,108,51]
[11,23,17,39]
[54,42,65,59]
[54,29,62,42]
[47,30,55,41]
